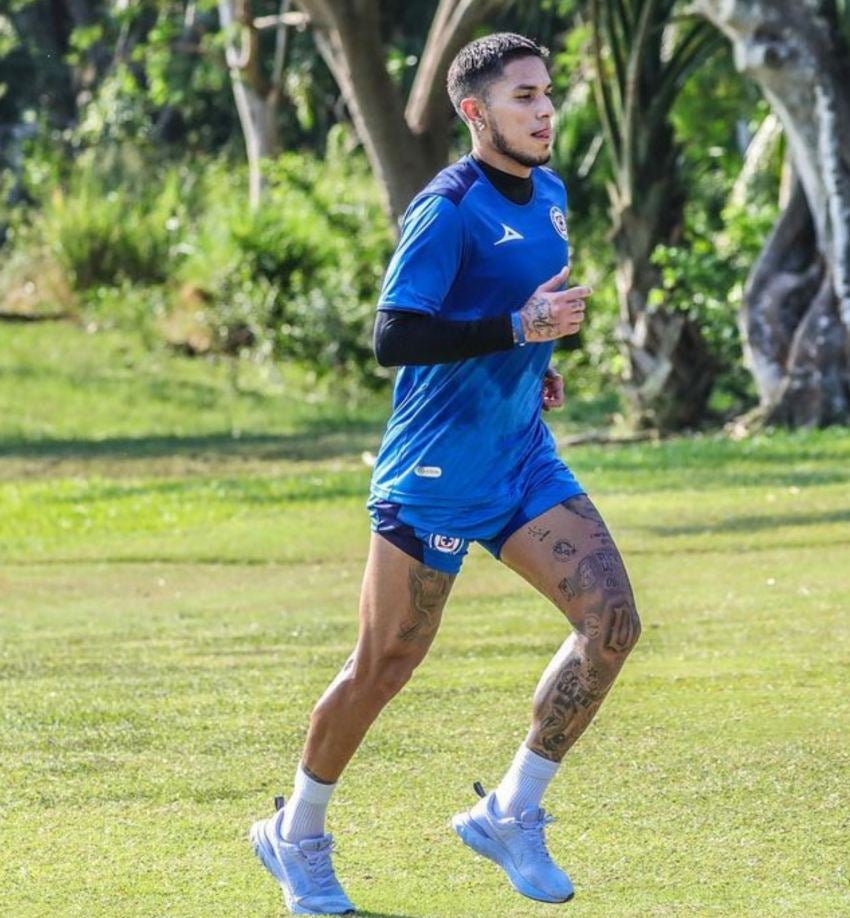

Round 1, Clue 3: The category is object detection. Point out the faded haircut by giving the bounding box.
[446,32,549,120]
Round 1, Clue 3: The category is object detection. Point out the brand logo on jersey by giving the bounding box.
[550,206,568,241]
[414,465,442,478]
[494,223,524,246]
[428,534,466,555]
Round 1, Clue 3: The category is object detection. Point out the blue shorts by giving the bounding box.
[368,453,584,575]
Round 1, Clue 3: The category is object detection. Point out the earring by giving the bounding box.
[475,120,485,132]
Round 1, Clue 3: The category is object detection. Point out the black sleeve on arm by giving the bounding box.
[373,309,514,367]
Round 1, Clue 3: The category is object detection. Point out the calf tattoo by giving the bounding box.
[397,563,452,645]
[530,654,604,759]
[527,498,640,760]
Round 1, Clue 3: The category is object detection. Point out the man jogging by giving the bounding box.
[250,32,641,915]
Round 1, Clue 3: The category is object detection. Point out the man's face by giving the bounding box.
[481,56,555,169]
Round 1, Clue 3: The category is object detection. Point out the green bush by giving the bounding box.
[178,133,393,385]
[6,133,393,386]
[651,196,779,414]
[34,148,190,289]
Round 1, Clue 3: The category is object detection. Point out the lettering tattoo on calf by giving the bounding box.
[532,657,602,758]
[397,563,452,645]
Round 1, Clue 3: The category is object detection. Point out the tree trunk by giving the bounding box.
[305,0,438,223]
[405,0,514,169]
[296,0,513,224]
[611,139,716,430]
[692,0,850,426]
[219,0,283,210]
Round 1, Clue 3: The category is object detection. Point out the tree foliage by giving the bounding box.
[0,0,846,428]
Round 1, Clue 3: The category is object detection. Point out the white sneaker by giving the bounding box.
[250,799,355,915]
[452,785,574,903]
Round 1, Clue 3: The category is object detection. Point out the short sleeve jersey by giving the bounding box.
[370,155,571,510]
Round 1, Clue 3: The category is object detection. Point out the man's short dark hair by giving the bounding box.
[447,33,549,118]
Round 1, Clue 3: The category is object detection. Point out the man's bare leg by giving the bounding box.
[249,535,454,914]
[284,534,453,839]
[451,495,639,904]
[500,494,641,767]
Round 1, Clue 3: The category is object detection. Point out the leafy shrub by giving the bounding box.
[177,132,393,384]
[0,242,75,316]
[7,132,393,386]
[33,147,191,289]
[651,196,779,414]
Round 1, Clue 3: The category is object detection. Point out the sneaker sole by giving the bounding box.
[248,820,355,916]
[452,812,574,904]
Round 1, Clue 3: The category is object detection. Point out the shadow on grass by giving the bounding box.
[645,507,850,536]
[0,421,385,466]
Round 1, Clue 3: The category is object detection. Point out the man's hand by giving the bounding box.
[519,266,590,343]
[542,366,564,411]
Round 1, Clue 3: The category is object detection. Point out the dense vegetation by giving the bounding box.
[1,0,847,428]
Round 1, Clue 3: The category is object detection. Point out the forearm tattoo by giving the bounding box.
[397,563,453,646]
[521,294,556,339]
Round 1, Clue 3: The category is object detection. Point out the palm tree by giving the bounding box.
[591,0,721,428]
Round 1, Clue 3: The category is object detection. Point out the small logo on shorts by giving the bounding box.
[414,465,442,478]
[428,534,465,555]
[550,206,568,241]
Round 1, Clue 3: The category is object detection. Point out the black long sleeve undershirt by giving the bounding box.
[373,156,536,368]
[373,309,514,367]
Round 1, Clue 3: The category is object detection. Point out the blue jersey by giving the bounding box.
[370,155,570,511]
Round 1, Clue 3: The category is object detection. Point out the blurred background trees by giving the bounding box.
[1,0,847,428]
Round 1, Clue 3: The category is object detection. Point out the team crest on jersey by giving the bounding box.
[550,206,569,241]
[428,534,465,555]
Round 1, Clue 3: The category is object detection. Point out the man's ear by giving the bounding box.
[459,97,485,128]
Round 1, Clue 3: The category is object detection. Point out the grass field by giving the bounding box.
[2,323,849,917]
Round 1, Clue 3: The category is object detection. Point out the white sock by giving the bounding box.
[493,743,560,819]
[281,764,336,843]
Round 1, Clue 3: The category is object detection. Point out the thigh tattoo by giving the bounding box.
[397,563,452,645]
[560,494,614,546]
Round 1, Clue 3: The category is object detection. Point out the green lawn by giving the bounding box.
[1,323,849,917]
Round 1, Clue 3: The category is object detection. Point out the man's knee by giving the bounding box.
[582,597,641,657]
[351,646,423,702]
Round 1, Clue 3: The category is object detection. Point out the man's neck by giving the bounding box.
[471,152,533,205]
[471,143,532,179]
